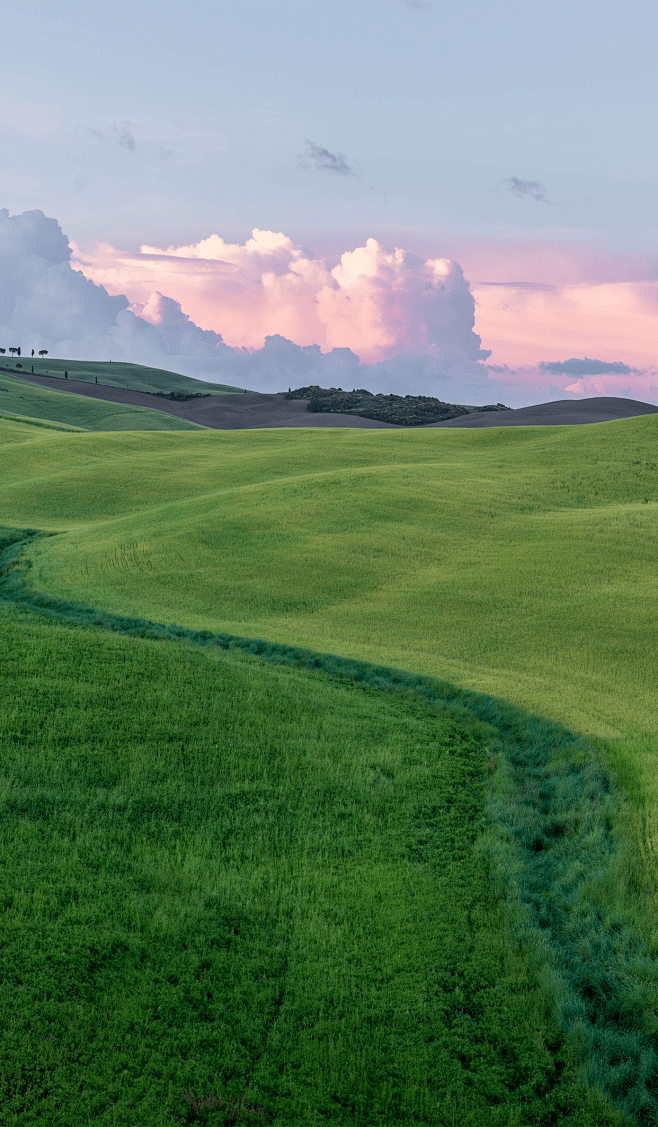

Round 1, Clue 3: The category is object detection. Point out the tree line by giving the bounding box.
[0,348,48,359]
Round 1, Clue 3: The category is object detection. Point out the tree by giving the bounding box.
[0,348,5,354]
[38,350,48,358]
[8,348,18,357]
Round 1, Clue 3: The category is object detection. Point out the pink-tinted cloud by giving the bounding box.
[563,376,607,395]
[69,226,658,402]
[71,231,489,367]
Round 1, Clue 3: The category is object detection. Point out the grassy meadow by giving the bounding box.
[0,372,203,432]
[2,411,658,1120]
[0,601,622,1126]
[2,415,656,740]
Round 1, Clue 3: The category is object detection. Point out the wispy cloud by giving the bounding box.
[114,121,136,151]
[298,139,355,177]
[477,281,556,291]
[501,176,549,202]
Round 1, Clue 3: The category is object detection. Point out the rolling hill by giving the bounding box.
[2,416,656,749]
[0,356,244,396]
[0,371,204,431]
[2,411,658,1122]
[4,413,658,890]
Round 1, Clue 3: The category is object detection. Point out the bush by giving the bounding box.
[151,390,211,402]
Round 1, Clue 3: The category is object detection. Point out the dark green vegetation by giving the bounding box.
[284,385,509,425]
[0,372,203,431]
[0,597,629,1126]
[0,357,243,396]
[284,385,468,424]
[151,390,211,402]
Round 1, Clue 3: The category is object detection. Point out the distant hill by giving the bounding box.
[0,356,244,396]
[0,372,204,431]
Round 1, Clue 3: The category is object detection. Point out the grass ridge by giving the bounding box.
[1,529,657,1121]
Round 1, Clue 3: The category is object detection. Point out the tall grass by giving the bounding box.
[0,602,621,1125]
[1,533,657,1120]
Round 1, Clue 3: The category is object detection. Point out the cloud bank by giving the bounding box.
[3,208,657,407]
[0,208,511,403]
[74,229,491,368]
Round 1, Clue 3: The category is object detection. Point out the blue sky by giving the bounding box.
[3,0,658,403]
[3,0,658,250]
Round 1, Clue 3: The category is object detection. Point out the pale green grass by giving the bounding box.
[0,374,204,431]
[1,416,658,892]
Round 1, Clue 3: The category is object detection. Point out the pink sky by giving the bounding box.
[72,232,658,401]
[472,279,658,365]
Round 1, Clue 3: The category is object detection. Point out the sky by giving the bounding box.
[2,0,658,404]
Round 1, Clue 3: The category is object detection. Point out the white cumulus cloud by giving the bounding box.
[0,208,519,404]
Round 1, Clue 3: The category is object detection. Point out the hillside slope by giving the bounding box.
[2,415,658,897]
[0,372,204,431]
[2,602,622,1126]
[0,356,243,395]
[436,396,658,427]
[3,416,658,1120]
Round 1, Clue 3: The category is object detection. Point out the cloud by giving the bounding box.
[400,0,431,8]
[114,121,136,151]
[298,140,355,177]
[0,208,161,360]
[1,208,507,403]
[539,357,633,376]
[478,281,556,291]
[5,209,658,408]
[563,376,607,396]
[501,176,549,203]
[73,228,491,367]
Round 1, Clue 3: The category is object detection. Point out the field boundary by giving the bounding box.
[1,526,657,1122]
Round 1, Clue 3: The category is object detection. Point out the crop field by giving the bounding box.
[0,358,243,396]
[2,411,658,1121]
[0,373,203,431]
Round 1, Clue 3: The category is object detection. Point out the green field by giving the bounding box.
[2,412,658,1121]
[0,372,204,431]
[2,600,630,1126]
[0,357,244,396]
[2,416,657,741]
